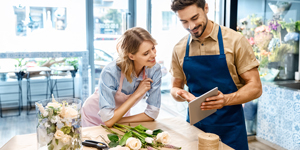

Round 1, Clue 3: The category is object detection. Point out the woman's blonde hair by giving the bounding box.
[116,27,157,83]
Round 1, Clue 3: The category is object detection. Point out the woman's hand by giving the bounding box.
[135,78,153,97]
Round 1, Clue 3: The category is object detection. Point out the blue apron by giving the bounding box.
[183,26,248,150]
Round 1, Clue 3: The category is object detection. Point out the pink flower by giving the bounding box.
[248,37,255,45]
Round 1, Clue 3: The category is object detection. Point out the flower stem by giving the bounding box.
[112,125,128,133]
[101,125,121,137]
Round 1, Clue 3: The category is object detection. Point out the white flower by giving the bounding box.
[44,122,50,128]
[61,134,72,144]
[109,146,130,150]
[54,130,64,139]
[145,137,154,144]
[47,102,61,109]
[51,116,60,123]
[36,103,46,114]
[61,106,78,119]
[145,130,153,135]
[126,137,142,150]
[43,111,48,117]
[156,132,171,144]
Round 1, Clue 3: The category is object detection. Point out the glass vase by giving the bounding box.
[36,98,82,150]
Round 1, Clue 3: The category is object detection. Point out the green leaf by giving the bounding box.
[153,129,163,136]
[132,132,145,144]
[55,139,59,145]
[61,145,70,150]
[47,140,52,146]
[108,141,119,148]
[134,124,148,131]
[49,124,56,133]
[61,126,72,135]
[107,134,119,143]
[119,131,132,146]
[48,144,54,150]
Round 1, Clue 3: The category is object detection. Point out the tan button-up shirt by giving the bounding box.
[170,21,259,89]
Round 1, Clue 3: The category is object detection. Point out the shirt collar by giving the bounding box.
[135,66,147,81]
[116,59,147,81]
[189,21,218,45]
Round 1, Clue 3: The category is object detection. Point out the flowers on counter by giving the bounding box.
[102,124,181,150]
[36,96,82,150]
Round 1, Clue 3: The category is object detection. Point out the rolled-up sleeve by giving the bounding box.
[144,64,162,119]
[97,67,118,122]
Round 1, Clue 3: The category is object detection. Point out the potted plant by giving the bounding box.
[14,58,26,80]
[65,57,79,78]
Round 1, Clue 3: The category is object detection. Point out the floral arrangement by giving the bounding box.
[279,19,296,33]
[268,19,281,38]
[36,96,82,150]
[249,14,263,27]
[102,124,181,150]
[296,20,300,32]
[254,25,273,51]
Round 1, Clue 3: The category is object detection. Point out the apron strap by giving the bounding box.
[185,34,191,57]
[118,73,125,92]
[217,26,225,55]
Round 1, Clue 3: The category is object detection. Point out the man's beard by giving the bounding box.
[188,16,208,38]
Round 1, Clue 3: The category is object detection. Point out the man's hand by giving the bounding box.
[176,90,196,102]
[201,91,227,110]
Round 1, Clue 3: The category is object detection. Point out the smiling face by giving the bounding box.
[177,3,209,38]
[129,40,157,69]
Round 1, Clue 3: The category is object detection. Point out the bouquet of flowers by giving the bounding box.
[254,25,273,51]
[35,96,82,150]
[102,124,181,150]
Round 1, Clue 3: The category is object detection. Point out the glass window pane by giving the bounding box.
[93,0,128,85]
[0,0,86,52]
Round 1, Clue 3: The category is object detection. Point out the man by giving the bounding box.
[170,0,262,149]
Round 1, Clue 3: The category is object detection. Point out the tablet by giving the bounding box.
[188,87,218,125]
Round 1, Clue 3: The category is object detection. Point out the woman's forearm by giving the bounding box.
[104,92,143,127]
[117,113,154,124]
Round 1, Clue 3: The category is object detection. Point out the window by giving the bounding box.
[0,0,86,52]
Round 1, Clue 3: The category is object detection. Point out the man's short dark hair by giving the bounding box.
[171,0,206,12]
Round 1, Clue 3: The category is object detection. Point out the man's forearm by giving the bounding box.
[171,87,186,102]
[225,81,262,106]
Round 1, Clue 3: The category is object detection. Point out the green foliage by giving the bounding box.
[296,20,300,32]
[107,134,119,143]
[269,44,294,62]
[248,14,262,27]
[153,129,164,136]
[61,126,72,135]
[60,145,70,150]
[65,57,79,70]
[109,141,119,148]
[47,124,56,134]
[48,106,59,116]
[55,139,59,145]
[48,144,54,150]
[259,56,269,69]
[119,131,132,146]
[14,58,25,68]
[279,19,296,32]
[133,125,149,132]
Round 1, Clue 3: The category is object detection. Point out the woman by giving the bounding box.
[82,27,162,127]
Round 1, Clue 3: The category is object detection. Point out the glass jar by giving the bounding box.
[35,98,82,150]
